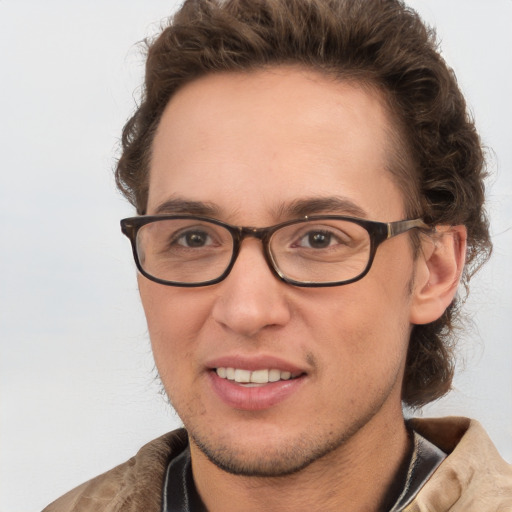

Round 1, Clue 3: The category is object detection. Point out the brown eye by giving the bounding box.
[305,231,332,249]
[177,230,211,247]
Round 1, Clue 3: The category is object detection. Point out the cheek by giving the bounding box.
[138,279,212,379]
[304,280,412,378]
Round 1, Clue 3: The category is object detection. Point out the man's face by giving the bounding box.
[139,67,423,476]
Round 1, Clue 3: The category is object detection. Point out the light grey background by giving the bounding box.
[1,2,510,511]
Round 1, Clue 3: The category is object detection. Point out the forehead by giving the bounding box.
[148,66,406,222]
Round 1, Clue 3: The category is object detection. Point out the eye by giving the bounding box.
[301,231,332,248]
[295,229,348,249]
[174,229,213,248]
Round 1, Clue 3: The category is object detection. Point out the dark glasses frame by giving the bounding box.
[120,215,431,287]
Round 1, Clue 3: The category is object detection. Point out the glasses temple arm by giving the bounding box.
[387,219,432,238]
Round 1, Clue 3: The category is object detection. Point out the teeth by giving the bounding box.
[215,367,298,384]
[251,369,269,383]
[268,369,281,382]
[234,369,251,383]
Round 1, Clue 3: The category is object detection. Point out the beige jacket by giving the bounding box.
[43,417,512,511]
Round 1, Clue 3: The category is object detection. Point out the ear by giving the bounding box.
[409,225,467,325]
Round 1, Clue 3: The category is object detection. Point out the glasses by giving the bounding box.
[120,215,430,287]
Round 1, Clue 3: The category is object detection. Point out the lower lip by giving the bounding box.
[208,371,305,411]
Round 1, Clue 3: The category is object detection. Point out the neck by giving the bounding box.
[190,412,412,512]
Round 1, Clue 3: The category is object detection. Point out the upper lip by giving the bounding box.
[205,354,307,374]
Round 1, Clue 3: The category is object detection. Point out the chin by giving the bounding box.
[187,421,356,478]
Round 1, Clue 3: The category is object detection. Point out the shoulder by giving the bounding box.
[406,417,512,510]
[43,429,188,512]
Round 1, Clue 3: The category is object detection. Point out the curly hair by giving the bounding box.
[115,0,491,407]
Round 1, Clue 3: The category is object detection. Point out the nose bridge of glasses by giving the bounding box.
[231,226,273,263]
[230,226,278,276]
[237,225,271,243]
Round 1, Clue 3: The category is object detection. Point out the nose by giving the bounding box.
[211,239,292,337]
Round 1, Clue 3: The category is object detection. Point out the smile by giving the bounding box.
[215,367,301,385]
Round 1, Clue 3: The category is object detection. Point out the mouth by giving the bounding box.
[214,367,303,386]
[206,356,308,409]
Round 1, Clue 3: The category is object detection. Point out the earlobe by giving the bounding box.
[409,225,467,325]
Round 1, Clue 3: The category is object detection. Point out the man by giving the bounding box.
[44,0,512,510]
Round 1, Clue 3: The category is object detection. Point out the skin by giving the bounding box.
[138,67,463,511]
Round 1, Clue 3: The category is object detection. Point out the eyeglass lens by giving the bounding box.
[135,218,372,285]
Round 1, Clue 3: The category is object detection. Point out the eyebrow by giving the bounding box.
[276,196,369,219]
[151,196,368,221]
[153,198,221,217]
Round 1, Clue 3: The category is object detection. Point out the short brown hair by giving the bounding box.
[116,0,491,407]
